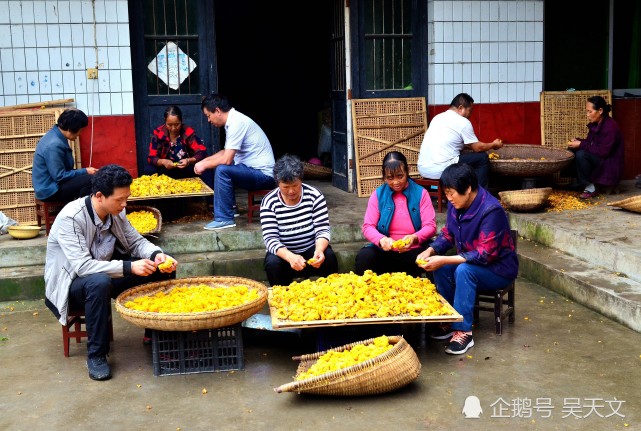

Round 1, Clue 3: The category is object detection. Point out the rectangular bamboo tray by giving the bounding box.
[128,177,214,201]
[267,288,462,329]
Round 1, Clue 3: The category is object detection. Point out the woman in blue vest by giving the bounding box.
[355,151,437,277]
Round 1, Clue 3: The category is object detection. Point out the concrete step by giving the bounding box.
[0,242,367,302]
[518,238,641,333]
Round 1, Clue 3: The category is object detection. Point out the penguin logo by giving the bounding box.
[462,395,483,418]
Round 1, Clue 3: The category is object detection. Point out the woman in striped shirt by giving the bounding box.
[260,154,339,286]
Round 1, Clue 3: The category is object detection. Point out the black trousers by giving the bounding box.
[68,266,172,359]
[355,245,426,278]
[459,152,490,188]
[44,174,93,202]
[264,245,339,287]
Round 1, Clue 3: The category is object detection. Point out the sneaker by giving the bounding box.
[232,205,240,218]
[86,355,112,380]
[429,324,454,340]
[579,190,599,199]
[204,220,236,230]
[445,331,475,355]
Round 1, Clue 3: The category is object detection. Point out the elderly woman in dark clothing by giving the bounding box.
[567,96,624,199]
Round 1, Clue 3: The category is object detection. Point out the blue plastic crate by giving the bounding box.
[151,324,244,376]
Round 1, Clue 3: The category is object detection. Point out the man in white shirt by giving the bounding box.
[417,93,503,188]
[195,93,276,230]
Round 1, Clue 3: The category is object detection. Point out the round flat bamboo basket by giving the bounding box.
[274,335,421,396]
[489,144,574,177]
[499,187,553,212]
[115,276,268,331]
[607,195,641,214]
[303,162,332,180]
[126,205,162,235]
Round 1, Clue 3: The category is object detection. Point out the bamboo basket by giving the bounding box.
[607,196,641,214]
[499,187,553,212]
[303,162,332,180]
[126,205,162,235]
[274,335,420,396]
[489,144,574,177]
[115,276,268,331]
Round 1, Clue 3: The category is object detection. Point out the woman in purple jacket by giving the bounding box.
[417,163,518,355]
[567,96,624,199]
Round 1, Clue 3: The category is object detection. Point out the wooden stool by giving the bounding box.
[35,199,65,235]
[474,229,517,335]
[62,308,114,357]
[247,189,271,223]
[414,178,445,213]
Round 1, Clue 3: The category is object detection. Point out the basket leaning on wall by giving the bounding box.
[115,276,268,331]
[274,335,421,396]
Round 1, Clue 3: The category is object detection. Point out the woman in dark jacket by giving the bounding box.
[567,96,624,199]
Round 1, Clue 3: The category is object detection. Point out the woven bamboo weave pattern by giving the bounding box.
[115,276,268,331]
[540,90,612,149]
[274,336,421,396]
[607,195,641,214]
[499,187,553,212]
[0,108,80,224]
[352,98,427,197]
[489,144,574,177]
[125,205,163,234]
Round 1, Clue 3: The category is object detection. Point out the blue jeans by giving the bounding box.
[434,263,513,332]
[213,163,276,221]
[459,152,490,188]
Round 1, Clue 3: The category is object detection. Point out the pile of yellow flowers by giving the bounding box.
[126,210,157,233]
[488,152,500,160]
[546,190,600,212]
[296,335,393,380]
[130,174,202,197]
[271,270,453,321]
[124,284,259,313]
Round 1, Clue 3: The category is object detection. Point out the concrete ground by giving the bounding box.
[1,279,640,431]
[2,179,641,430]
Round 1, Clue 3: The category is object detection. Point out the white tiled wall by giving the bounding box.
[427,0,544,105]
[0,0,133,115]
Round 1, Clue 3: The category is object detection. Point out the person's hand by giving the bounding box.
[419,255,448,271]
[131,258,157,276]
[176,159,190,169]
[194,161,205,175]
[155,253,177,273]
[393,235,416,253]
[158,159,175,169]
[567,139,580,149]
[416,247,435,264]
[306,251,325,268]
[492,139,504,150]
[379,237,394,251]
[86,167,98,175]
[288,254,306,271]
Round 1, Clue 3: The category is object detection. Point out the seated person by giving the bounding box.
[567,96,624,199]
[147,105,208,179]
[260,154,338,286]
[44,164,177,381]
[417,163,518,355]
[417,93,503,188]
[355,151,437,278]
[32,108,97,202]
[195,93,276,231]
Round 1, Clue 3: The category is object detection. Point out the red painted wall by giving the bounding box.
[428,101,542,146]
[78,115,139,177]
[612,98,641,180]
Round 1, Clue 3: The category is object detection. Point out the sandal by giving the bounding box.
[579,190,599,199]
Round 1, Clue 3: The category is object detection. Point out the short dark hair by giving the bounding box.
[57,108,89,133]
[382,151,409,178]
[201,93,232,113]
[449,93,474,109]
[274,154,304,183]
[587,96,612,116]
[440,163,478,194]
[164,105,183,121]
[92,164,133,197]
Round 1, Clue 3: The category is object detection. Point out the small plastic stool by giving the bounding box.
[414,178,445,213]
[35,199,65,235]
[62,308,114,357]
[247,189,271,223]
